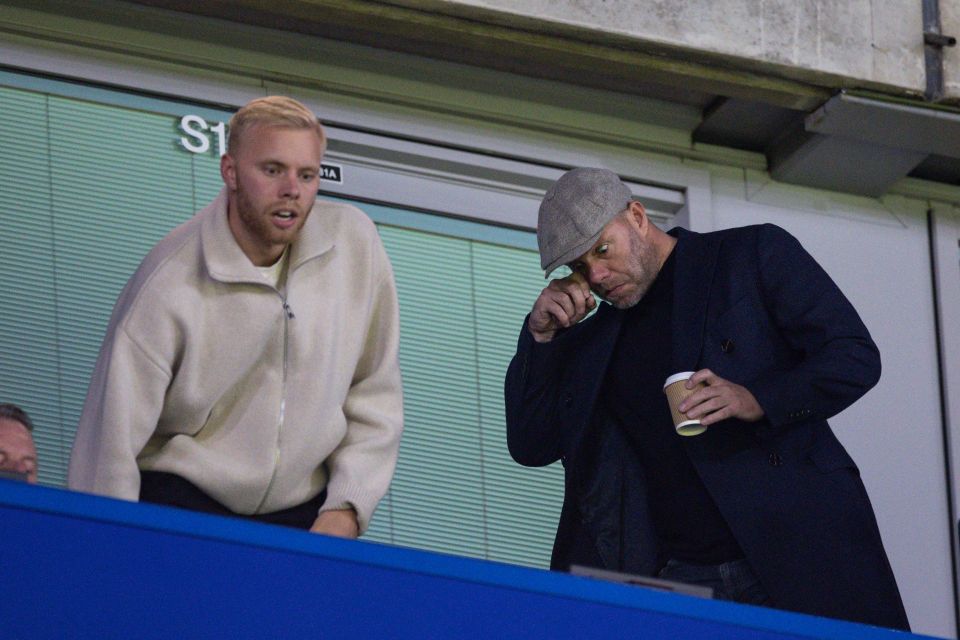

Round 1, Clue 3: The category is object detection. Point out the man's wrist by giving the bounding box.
[527,317,556,343]
[321,501,356,514]
[530,328,556,343]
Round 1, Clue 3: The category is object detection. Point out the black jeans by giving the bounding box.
[139,470,325,530]
[657,558,770,605]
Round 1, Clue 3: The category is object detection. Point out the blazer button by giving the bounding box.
[721,339,735,353]
[563,394,573,408]
[768,453,783,467]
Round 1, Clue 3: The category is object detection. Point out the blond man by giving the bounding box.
[69,97,403,537]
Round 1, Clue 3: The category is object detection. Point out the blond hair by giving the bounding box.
[227,96,327,154]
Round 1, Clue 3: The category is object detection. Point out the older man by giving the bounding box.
[69,96,403,537]
[0,404,37,483]
[504,168,908,629]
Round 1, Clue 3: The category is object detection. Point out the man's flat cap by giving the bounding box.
[537,167,632,276]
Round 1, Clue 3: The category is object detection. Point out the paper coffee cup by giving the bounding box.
[663,372,707,437]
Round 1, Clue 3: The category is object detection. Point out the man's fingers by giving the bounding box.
[529,274,596,342]
[577,285,597,312]
[559,276,595,318]
[568,286,590,319]
[687,368,716,388]
[678,386,718,414]
[535,295,581,330]
[545,299,577,328]
[700,405,734,426]
[684,394,740,426]
[547,281,593,323]
[550,290,577,322]
[677,375,765,424]
[551,275,592,300]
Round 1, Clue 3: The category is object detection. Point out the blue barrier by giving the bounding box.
[0,480,922,639]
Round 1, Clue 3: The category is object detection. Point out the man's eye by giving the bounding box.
[264,166,280,175]
[595,244,609,255]
[301,172,317,181]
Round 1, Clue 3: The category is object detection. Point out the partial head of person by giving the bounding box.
[220,96,328,267]
[538,167,676,309]
[0,403,37,484]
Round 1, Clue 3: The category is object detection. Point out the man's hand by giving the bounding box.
[528,272,596,343]
[678,369,764,426]
[310,508,360,539]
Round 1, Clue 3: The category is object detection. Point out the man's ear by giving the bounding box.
[627,200,647,232]
[220,153,237,190]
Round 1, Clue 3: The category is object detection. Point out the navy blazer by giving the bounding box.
[505,224,909,630]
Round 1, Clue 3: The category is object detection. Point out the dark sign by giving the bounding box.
[322,163,343,184]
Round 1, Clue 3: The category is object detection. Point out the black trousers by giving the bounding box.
[139,470,325,530]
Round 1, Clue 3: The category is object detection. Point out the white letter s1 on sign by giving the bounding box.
[210,121,227,157]
[179,115,210,154]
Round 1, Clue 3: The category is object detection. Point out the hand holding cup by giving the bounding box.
[669,368,765,430]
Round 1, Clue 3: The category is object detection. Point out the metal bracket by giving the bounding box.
[925,31,957,48]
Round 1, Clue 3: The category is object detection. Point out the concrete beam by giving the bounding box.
[393,0,928,95]
[769,128,926,197]
[121,0,834,110]
[768,93,960,196]
[806,93,960,157]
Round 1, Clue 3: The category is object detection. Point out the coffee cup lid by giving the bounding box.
[663,371,696,390]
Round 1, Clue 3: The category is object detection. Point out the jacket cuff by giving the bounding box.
[322,482,381,534]
[518,316,574,383]
[749,377,816,431]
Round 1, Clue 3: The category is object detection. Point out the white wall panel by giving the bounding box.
[711,168,954,638]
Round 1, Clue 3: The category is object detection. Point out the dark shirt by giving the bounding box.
[602,250,743,564]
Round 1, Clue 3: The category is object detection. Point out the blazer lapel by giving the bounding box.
[588,300,626,382]
[670,228,721,372]
[566,301,624,460]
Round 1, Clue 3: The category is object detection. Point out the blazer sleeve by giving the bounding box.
[746,224,881,430]
[504,316,578,467]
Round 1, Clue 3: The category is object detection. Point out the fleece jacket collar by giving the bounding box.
[200,187,336,284]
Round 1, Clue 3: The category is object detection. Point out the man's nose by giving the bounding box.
[279,171,301,199]
[587,263,608,285]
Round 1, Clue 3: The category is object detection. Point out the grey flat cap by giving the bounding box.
[537,167,632,276]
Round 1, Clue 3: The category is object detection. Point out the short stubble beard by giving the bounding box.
[610,226,662,309]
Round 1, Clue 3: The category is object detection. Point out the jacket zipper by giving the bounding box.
[254,292,294,513]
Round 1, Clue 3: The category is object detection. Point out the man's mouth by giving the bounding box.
[603,284,622,298]
[271,209,300,229]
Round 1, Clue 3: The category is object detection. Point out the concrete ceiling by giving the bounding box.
[120,0,960,196]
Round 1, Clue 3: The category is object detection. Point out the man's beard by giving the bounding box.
[607,229,661,309]
[235,185,303,250]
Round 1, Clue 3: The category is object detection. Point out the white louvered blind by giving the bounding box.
[362,224,563,565]
[0,87,62,480]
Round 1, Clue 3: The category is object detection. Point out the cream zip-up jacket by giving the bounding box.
[68,189,403,531]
